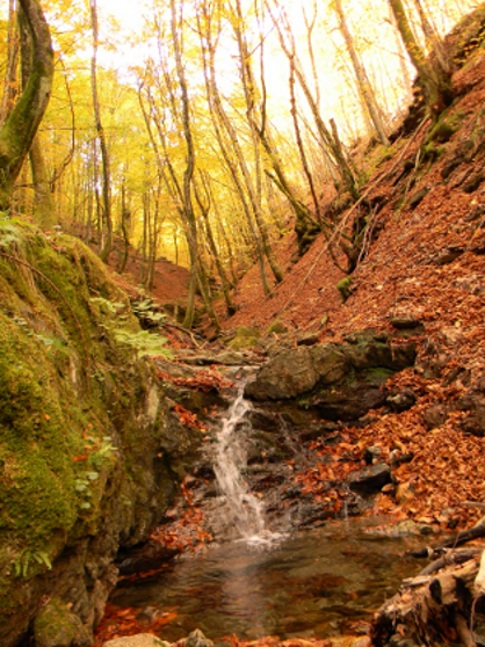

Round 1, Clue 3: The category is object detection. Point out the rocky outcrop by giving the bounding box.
[0,222,201,647]
[245,331,417,421]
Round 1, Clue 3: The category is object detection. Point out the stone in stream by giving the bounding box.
[103,636,170,647]
[244,330,417,422]
[348,463,392,495]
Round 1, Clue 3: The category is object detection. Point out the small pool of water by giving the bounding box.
[111,520,425,642]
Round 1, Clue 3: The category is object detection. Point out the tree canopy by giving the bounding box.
[0,0,477,323]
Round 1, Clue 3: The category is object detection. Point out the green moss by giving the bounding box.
[421,142,445,163]
[364,367,395,385]
[0,219,200,637]
[337,277,353,303]
[34,597,91,647]
[228,326,261,350]
[266,319,288,335]
[426,112,462,144]
[0,222,138,587]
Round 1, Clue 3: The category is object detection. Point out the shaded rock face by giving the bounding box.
[245,331,416,421]
[0,224,200,647]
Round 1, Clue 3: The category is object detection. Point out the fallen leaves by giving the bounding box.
[93,603,178,646]
[150,479,213,553]
[173,404,207,432]
[158,367,234,393]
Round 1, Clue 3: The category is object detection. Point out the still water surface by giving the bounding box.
[111,520,424,642]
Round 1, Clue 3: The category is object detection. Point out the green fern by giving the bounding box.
[113,328,173,359]
[14,548,52,578]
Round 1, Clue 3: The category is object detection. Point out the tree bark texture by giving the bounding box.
[0,0,53,210]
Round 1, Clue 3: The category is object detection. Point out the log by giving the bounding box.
[408,522,485,558]
[370,548,485,646]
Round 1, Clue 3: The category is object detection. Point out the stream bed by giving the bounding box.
[111,519,425,642]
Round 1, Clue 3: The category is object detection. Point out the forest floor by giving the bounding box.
[110,32,485,533]
[98,22,485,647]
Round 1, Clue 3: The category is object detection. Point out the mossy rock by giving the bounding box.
[34,598,91,647]
[266,319,288,335]
[426,113,462,144]
[0,218,199,645]
[228,326,261,350]
[337,276,353,302]
[421,142,445,163]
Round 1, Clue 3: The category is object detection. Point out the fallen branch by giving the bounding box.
[408,522,485,558]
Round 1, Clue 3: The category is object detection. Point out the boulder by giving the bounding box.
[34,598,91,647]
[103,635,169,647]
[245,331,416,422]
[349,464,392,495]
[245,346,318,400]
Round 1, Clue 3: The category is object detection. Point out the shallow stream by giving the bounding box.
[112,520,424,642]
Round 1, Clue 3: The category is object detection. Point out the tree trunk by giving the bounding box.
[18,5,56,228]
[0,0,20,128]
[388,0,453,117]
[90,0,112,262]
[334,0,390,146]
[0,0,53,211]
[196,0,273,295]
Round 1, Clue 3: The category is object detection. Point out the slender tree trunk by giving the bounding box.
[90,0,112,262]
[231,0,284,281]
[119,179,130,274]
[18,5,56,227]
[0,0,19,128]
[388,0,453,116]
[266,0,359,202]
[194,173,236,315]
[0,0,54,210]
[196,0,273,295]
[171,0,196,328]
[334,0,390,146]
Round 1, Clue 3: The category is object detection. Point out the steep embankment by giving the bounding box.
[214,9,485,529]
[0,220,201,646]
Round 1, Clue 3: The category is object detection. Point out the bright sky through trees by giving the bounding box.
[0,0,478,279]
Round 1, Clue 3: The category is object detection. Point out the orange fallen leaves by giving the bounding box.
[158,367,234,393]
[93,603,178,646]
[173,404,207,432]
[150,478,213,553]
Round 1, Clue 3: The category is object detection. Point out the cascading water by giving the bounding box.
[212,382,269,544]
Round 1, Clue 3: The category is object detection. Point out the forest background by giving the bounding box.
[0,0,479,329]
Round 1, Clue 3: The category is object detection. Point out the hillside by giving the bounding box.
[112,9,485,533]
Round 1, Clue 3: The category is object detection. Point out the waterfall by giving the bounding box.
[212,382,269,544]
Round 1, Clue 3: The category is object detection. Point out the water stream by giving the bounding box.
[212,383,267,542]
[111,384,425,642]
[112,521,423,642]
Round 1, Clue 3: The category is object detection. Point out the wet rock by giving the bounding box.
[390,316,423,330]
[296,331,320,346]
[386,389,417,412]
[457,383,485,437]
[182,629,214,647]
[310,381,388,421]
[34,598,91,647]
[433,245,464,265]
[364,446,382,465]
[311,344,350,382]
[103,635,169,647]
[423,404,449,430]
[349,464,392,495]
[407,186,429,208]
[116,540,180,576]
[245,346,319,400]
[245,331,416,423]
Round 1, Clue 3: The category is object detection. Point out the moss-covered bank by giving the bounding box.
[0,217,199,646]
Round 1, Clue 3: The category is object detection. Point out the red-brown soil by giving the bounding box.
[115,42,485,530]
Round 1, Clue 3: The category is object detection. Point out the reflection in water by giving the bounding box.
[111,521,424,642]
